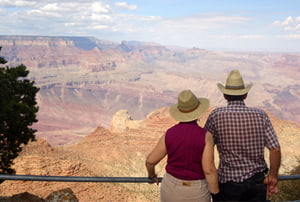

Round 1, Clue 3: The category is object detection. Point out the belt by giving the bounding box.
[164,173,206,187]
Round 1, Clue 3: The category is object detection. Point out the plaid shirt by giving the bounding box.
[204,100,280,183]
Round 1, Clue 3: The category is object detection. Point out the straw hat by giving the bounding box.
[169,90,209,122]
[217,69,252,95]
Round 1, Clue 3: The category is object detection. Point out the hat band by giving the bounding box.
[225,85,245,90]
[178,101,200,113]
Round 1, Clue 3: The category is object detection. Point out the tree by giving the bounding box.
[0,47,39,180]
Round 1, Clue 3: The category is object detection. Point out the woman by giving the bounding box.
[145,89,219,202]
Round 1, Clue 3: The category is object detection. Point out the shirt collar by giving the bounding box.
[228,100,246,106]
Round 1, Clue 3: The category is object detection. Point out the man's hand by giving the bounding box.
[264,175,279,196]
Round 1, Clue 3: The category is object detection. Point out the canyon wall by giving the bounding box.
[0,35,299,146]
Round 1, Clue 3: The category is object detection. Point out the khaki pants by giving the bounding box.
[160,173,211,202]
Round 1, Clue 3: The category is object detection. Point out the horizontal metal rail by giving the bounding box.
[0,174,299,183]
[278,174,300,181]
[0,174,162,183]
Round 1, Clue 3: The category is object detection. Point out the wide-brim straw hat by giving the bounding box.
[169,90,209,122]
[217,69,252,95]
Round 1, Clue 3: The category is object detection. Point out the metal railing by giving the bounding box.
[0,174,162,183]
[0,174,299,183]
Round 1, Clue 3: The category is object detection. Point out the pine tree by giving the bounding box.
[0,47,39,181]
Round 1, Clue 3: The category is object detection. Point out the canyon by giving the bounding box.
[0,35,299,200]
[0,35,299,145]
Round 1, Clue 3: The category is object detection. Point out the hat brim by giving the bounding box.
[217,83,252,96]
[169,98,209,122]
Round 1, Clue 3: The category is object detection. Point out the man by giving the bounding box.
[204,69,281,201]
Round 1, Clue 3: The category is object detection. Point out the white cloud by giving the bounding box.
[114,2,137,11]
[276,34,300,39]
[272,20,282,26]
[284,26,296,31]
[272,16,294,26]
[89,25,109,30]
[40,2,84,13]
[285,34,300,39]
[90,14,112,22]
[0,1,115,36]
[92,2,110,13]
[206,15,251,24]
[64,22,76,27]
[41,3,60,11]
[26,8,62,18]
[0,0,37,7]
[282,16,293,26]
[239,35,264,39]
[27,9,42,15]
[272,16,300,34]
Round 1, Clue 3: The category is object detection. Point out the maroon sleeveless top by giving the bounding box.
[165,121,206,180]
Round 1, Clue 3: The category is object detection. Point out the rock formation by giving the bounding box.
[46,188,78,202]
[0,192,45,202]
[110,110,143,133]
[0,188,78,202]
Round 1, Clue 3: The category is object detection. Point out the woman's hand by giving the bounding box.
[148,174,159,185]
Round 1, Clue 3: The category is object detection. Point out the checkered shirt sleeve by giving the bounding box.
[204,101,280,183]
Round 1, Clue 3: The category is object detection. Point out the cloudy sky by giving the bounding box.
[0,0,300,52]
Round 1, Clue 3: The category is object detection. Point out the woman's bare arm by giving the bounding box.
[202,132,219,194]
[145,134,167,184]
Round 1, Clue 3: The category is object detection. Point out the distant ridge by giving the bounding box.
[0,35,162,51]
[0,35,115,50]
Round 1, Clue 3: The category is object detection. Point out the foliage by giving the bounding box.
[0,47,39,179]
[268,158,300,201]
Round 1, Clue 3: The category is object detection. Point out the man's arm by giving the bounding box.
[264,146,281,196]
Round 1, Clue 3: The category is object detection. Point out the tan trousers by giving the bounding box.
[160,173,211,202]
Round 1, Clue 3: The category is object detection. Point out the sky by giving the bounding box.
[0,0,300,52]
